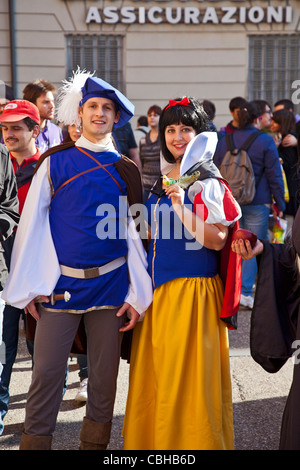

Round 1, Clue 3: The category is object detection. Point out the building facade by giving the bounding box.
[1,0,300,129]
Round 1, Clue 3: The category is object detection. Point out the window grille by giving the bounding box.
[249,34,300,112]
[66,34,124,92]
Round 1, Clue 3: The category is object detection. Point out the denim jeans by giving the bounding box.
[77,354,88,381]
[0,304,25,434]
[239,204,270,297]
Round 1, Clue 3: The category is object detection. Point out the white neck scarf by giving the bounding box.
[75,134,117,153]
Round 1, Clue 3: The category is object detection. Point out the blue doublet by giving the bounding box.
[47,146,129,312]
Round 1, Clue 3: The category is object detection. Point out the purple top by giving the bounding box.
[36,121,62,154]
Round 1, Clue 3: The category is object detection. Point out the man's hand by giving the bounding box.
[231,238,264,260]
[281,134,297,147]
[24,295,49,321]
[117,302,140,332]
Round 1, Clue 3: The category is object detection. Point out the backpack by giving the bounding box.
[219,131,262,205]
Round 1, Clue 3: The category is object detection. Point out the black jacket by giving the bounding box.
[0,144,20,289]
[250,236,300,449]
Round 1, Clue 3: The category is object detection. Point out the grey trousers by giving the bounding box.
[24,305,124,436]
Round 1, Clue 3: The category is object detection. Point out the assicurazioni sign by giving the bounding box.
[86,4,293,25]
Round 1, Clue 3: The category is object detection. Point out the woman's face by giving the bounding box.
[68,124,82,142]
[270,119,280,133]
[164,122,196,161]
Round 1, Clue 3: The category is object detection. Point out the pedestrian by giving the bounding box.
[2,70,153,450]
[219,96,247,135]
[0,81,14,114]
[0,143,20,435]
[251,99,273,132]
[201,99,218,132]
[122,96,242,450]
[23,79,62,153]
[0,100,41,433]
[134,115,149,146]
[214,101,286,309]
[139,104,162,201]
[270,109,300,218]
[274,98,300,139]
[0,81,14,142]
[113,122,141,171]
[231,202,300,450]
[62,123,82,143]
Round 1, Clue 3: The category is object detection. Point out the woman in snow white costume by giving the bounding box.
[122,97,242,450]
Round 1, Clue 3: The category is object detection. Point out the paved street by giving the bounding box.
[0,307,294,451]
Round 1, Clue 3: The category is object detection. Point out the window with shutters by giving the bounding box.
[66,34,125,92]
[249,34,300,112]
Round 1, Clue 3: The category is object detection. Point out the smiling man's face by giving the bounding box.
[79,97,120,144]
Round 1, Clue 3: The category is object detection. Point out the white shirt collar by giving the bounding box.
[75,135,117,153]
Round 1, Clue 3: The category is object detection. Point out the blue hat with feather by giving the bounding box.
[80,76,134,128]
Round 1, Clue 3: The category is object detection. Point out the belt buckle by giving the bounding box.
[84,267,100,279]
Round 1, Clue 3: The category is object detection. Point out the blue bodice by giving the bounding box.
[146,190,218,290]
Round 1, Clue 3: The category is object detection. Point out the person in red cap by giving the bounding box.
[0,100,40,214]
[0,99,41,434]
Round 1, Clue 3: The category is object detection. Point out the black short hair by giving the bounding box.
[24,116,40,131]
[201,100,216,121]
[274,99,294,111]
[137,115,148,127]
[229,96,247,112]
[251,99,272,115]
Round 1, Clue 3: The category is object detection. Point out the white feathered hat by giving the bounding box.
[56,68,94,127]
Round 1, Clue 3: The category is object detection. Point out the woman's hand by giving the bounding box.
[164,184,185,207]
[231,238,264,260]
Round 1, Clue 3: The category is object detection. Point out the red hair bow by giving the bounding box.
[165,97,190,110]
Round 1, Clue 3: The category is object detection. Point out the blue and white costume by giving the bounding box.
[1,72,153,449]
[3,130,152,316]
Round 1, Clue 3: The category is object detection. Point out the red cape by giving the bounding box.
[193,187,241,330]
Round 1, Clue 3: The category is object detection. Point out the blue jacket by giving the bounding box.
[213,125,285,212]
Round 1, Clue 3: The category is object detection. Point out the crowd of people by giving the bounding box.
[0,72,299,450]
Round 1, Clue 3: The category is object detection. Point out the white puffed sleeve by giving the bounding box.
[124,214,153,318]
[2,159,61,308]
[188,179,242,226]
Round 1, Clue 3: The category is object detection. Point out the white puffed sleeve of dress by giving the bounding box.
[188,179,242,226]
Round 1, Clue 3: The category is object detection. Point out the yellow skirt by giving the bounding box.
[122,275,234,450]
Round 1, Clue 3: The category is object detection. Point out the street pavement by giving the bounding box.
[0,307,294,451]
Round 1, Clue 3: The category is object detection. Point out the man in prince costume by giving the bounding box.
[122,97,242,450]
[2,70,152,450]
